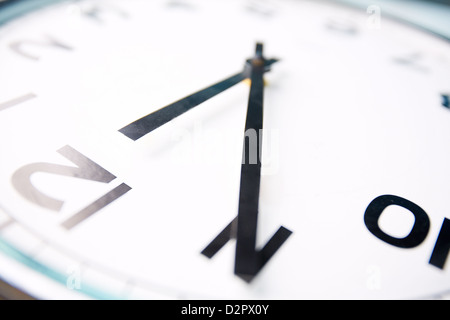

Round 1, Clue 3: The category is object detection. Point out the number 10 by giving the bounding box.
[365,195,450,270]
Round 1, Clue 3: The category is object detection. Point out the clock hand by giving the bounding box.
[234,43,292,282]
[119,72,246,140]
[119,58,278,141]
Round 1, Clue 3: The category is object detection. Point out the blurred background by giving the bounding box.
[337,0,450,39]
[1,0,449,39]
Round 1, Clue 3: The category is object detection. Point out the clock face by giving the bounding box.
[0,0,449,300]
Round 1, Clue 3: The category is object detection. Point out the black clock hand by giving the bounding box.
[119,58,278,141]
[119,72,246,140]
[234,43,292,282]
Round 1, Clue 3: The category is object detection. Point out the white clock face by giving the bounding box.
[0,0,449,300]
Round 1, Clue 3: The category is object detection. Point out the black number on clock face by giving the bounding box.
[429,219,450,269]
[9,35,73,61]
[78,3,128,23]
[201,216,292,282]
[166,0,194,10]
[245,0,277,17]
[364,195,430,249]
[365,195,450,270]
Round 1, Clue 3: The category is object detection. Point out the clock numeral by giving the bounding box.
[166,0,194,10]
[202,217,237,259]
[12,145,115,212]
[12,145,131,229]
[392,52,428,73]
[326,18,358,36]
[61,183,131,230]
[429,219,450,269]
[245,0,276,17]
[442,94,449,109]
[0,93,36,112]
[364,195,430,248]
[365,194,450,270]
[75,3,128,23]
[9,36,73,61]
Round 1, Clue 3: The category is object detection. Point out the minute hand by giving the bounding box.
[234,43,292,282]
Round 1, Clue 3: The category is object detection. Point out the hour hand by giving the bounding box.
[118,50,279,141]
[119,72,246,140]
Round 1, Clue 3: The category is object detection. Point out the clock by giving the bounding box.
[0,0,449,300]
